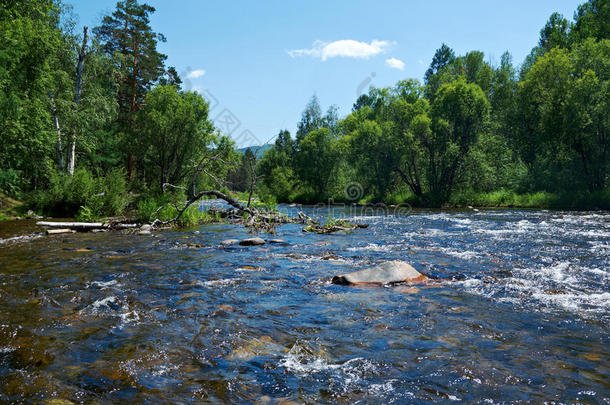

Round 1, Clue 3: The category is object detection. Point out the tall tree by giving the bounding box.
[424,43,455,84]
[517,40,609,191]
[295,94,323,144]
[0,0,62,186]
[296,128,338,197]
[571,0,610,42]
[94,0,167,178]
[426,78,490,202]
[424,43,456,99]
[135,85,214,191]
[539,12,571,52]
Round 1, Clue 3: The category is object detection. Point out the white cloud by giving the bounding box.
[288,39,392,61]
[385,57,405,70]
[186,69,206,79]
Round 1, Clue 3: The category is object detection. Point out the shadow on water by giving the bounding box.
[0,205,608,403]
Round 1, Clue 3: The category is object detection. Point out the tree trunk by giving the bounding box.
[49,94,64,171]
[67,26,88,176]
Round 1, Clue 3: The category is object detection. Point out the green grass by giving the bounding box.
[0,192,23,220]
[449,189,610,210]
[380,188,610,210]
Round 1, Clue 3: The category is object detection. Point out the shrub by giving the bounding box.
[100,169,129,216]
[135,197,159,223]
[134,191,222,227]
[0,169,25,197]
[26,168,130,218]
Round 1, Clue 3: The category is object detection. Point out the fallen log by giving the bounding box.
[37,221,105,229]
[45,229,76,235]
[112,223,139,229]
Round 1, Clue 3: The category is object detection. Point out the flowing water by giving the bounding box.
[0,205,608,403]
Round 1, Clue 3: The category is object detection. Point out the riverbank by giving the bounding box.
[283,189,610,211]
[0,192,22,221]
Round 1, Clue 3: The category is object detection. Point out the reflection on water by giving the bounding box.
[0,207,608,403]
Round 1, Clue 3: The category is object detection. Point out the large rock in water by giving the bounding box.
[332,260,427,285]
[239,237,265,246]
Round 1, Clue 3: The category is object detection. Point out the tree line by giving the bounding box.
[0,0,238,220]
[256,0,609,208]
[0,0,608,219]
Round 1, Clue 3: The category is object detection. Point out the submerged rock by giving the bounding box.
[220,239,239,246]
[268,239,287,245]
[228,336,286,360]
[239,237,265,246]
[332,260,427,286]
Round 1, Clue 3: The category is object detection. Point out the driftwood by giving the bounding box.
[151,148,284,231]
[37,221,105,229]
[36,221,139,233]
[45,229,76,235]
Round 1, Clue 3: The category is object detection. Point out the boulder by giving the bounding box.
[332,260,427,286]
[140,224,153,231]
[220,239,239,246]
[239,237,265,246]
[268,239,288,245]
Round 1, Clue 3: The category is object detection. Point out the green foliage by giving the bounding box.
[75,205,97,222]
[93,0,167,164]
[517,39,609,192]
[295,128,338,198]
[0,169,26,197]
[27,168,129,218]
[0,0,62,187]
[135,197,159,223]
[449,189,610,210]
[2,0,608,215]
[135,85,215,190]
[135,191,223,227]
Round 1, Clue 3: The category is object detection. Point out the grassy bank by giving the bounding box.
[0,192,23,220]
[383,189,610,210]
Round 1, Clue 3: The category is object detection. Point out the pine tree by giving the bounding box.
[94,0,167,178]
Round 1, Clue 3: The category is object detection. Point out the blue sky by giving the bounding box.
[72,0,583,147]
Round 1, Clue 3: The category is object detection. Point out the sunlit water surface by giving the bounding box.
[0,205,608,403]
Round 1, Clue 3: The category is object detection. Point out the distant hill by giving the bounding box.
[237,144,273,159]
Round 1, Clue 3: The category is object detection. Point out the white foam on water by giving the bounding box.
[196,278,240,288]
[119,310,140,324]
[280,343,378,390]
[91,296,118,309]
[459,259,610,318]
[437,247,480,260]
[585,267,610,279]
[346,243,395,252]
[531,291,610,313]
[367,379,398,395]
[451,218,473,226]
[518,261,579,286]
[349,215,386,222]
[589,241,610,253]
[574,229,610,239]
[90,280,119,288]
[425,228,454,237]
[0,234,43,245]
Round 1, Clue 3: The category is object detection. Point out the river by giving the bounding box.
[0,205,608,403]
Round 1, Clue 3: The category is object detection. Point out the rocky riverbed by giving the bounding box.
[0,205,608,403]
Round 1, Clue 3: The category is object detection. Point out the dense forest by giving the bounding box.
[0,0,608,223]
